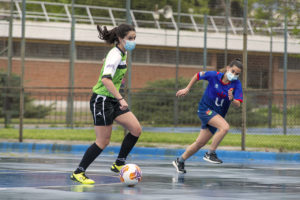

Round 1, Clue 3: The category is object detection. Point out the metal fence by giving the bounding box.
[1,87,300,131]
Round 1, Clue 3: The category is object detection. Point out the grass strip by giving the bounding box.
[0,128,299,151]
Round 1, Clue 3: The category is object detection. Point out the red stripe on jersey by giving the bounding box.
[197,72,200,80]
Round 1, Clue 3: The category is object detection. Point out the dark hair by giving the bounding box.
[97,24,135,44]
[219,58,243,73]
[229,58,243,69]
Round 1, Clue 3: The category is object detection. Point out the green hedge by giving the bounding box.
[0,72,53,119]
[131,78,268,127]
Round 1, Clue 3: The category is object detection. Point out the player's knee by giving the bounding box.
[131,125,142,137]
[95,138,110,149]
[222,124,230,133]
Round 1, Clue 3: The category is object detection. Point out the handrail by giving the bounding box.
[0,0,298,38]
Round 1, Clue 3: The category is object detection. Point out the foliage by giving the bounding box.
[22,0,299,35]
[226,100,268,127]
[0,72,53,119]
[288,105,300,119]
[131,77,268,127]
[26,0,300,21]
[131,77,204,125]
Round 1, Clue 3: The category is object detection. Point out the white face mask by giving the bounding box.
[226,71,239,81]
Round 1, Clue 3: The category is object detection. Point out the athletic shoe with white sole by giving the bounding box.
[172,158,186,174]
[203,152,223,164]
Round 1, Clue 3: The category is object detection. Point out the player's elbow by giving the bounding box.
[234,101,241,108]
[101,77,112,85]
[194,73,200,81]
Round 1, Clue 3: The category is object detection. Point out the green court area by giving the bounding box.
[0,128,300,152]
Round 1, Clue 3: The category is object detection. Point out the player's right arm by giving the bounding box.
[176,72,205,97]
[101,49,128,110]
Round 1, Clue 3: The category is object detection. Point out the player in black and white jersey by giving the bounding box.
[71,24,142,184]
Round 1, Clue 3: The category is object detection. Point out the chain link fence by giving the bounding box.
[0,0,300,150]
[1,87,300,130]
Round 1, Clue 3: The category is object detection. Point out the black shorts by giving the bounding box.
[90,93,130,126]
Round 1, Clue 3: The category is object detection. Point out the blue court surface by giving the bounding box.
[0,144,300,200]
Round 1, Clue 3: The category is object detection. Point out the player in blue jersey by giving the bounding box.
[173,59,243,173]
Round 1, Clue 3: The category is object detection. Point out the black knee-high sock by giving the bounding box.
[116,133,139,165]
[74,143,102,174]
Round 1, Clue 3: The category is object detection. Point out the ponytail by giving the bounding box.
[97,25,118,44]
[219,67,227,73]
[97,24,136,44]
[219,58,243,73]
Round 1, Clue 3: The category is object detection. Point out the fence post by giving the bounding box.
[283,4,288,135]
[19,0,26,142]
[202,13,207,89]
[241,0,248,151]
[126,0,132,109]
[4,0,14,128]
[268,25,273,128]
[66,0,75,128]
[224,0,229,67]
[123,0,132,136]
[174,0,181,127]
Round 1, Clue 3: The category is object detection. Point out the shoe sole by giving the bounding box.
[172,161,186,174]
[203,157,223,164]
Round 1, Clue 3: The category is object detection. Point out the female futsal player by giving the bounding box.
[173,59,243,173]
[71,24,142,184]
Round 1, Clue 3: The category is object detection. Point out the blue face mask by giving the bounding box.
[124,40,136,51]
[226,71,238,81]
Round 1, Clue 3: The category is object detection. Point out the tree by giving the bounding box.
[24,0,300,30]
[0,72,53,121]
[131,77,268,127]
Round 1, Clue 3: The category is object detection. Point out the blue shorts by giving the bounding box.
[197,107,218,134]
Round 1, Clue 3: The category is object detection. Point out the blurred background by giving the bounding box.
[0,0,299,149]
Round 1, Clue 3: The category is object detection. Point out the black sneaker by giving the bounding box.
[172,158,186,174]
[203,152,223,164]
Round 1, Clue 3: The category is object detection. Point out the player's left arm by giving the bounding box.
[231,97,241,107]
[228,81,243,108]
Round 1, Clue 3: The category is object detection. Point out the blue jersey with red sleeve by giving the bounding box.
[197,71,243,117]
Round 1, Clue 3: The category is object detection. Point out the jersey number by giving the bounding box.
[215,97,224,107]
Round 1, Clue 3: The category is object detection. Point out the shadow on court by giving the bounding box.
[0,153,300,200]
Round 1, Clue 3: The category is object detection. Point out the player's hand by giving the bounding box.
[176,88,189,97]
[228,88,234,101]
[119,99,128,110]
